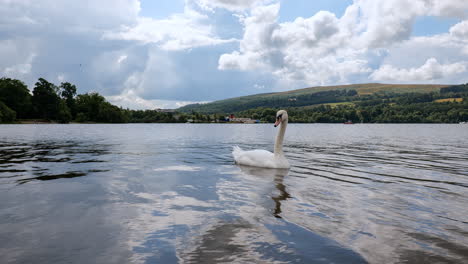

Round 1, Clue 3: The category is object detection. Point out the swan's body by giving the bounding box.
[232,147,289,169]
[232,110,290,169]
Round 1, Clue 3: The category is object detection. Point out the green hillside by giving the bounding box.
[178,83,449,114]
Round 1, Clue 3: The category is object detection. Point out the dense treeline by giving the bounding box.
[0,77,129,123]
[0,77,215,124]
[440,84,468,94]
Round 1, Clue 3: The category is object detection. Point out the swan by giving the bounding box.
[232,110,290,169]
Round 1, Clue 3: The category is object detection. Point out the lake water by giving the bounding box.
[0,124,467,264]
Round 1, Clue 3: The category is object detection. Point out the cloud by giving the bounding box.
[0,0,144,89]
[218,0,468,86]
[375,26,468,83]
[104,6,236,51]
[370,58,467,81]
[450,20,468,38]
[425,0,468,18]
[3,53,36,76]
[219,4,281,71]
[351,1,417,48]
[195,0,269,11]
[354,0,468,47]
[0,38,37,79]
[0,0,140,33]
[106,89,202,110]
[0,39,36,77]
[218,3,373,85]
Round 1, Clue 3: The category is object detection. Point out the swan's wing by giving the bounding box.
[232,146,243,157]
[232,146,276,168]
[232,146,245,163]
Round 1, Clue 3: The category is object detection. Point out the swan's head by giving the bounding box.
[274,110,288,127]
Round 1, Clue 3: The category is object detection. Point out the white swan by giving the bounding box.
[232,110,290,169]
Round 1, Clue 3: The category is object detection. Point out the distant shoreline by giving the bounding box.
[4,119,98,124]
[2,120,465,125]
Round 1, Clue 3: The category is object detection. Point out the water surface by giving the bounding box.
[1,124,467,263]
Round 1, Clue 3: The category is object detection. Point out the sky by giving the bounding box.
[0,0,467,109]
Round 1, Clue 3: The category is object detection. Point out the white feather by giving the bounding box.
[232,146,289,169]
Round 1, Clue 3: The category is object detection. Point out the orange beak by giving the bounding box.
[274,118,281,127]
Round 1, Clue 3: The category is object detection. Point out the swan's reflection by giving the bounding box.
[238,165,291,218]
[179,166,295,263]
[179,165,366,263]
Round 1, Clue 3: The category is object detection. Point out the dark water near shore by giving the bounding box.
[0,124,467,263]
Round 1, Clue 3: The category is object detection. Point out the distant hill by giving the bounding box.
[178,83,450,114]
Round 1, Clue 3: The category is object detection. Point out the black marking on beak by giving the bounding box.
[274,114,282,127]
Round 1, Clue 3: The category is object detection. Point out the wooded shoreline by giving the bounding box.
[1,77,467,124]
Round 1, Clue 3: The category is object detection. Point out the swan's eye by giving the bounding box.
[277,114,283,119]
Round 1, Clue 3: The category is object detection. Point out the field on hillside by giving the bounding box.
[278,83,448,96]
[303,102,356,109]
[434,98,464,103]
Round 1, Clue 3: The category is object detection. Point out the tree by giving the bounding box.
[75,92,128,123]
[75,92,105,122]
[60,82,77,119]
[0,78,32,118]
[97,102,127,123]
[56,100,72,123]
[32,78,60,120]
[0,101,16,123]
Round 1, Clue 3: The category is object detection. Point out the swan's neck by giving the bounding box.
[274,120,287,156]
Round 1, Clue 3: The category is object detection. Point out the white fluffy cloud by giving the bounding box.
[106,89,201,110]
[0,0,235,52]
[219,4,281,71]
[219,3,372,85]
[0,0,140,32]
[195,0,268,11]
[373,21,468,83]
[0,38,37,79]
[0,0,144,89]
[3,53,36,77]
[371,58,467,81]
[218,0,468,86]
[104,6,235,50]
[450,20,468,39]
[425,0,468,18]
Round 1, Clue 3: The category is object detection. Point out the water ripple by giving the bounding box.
[0,124,467,264]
